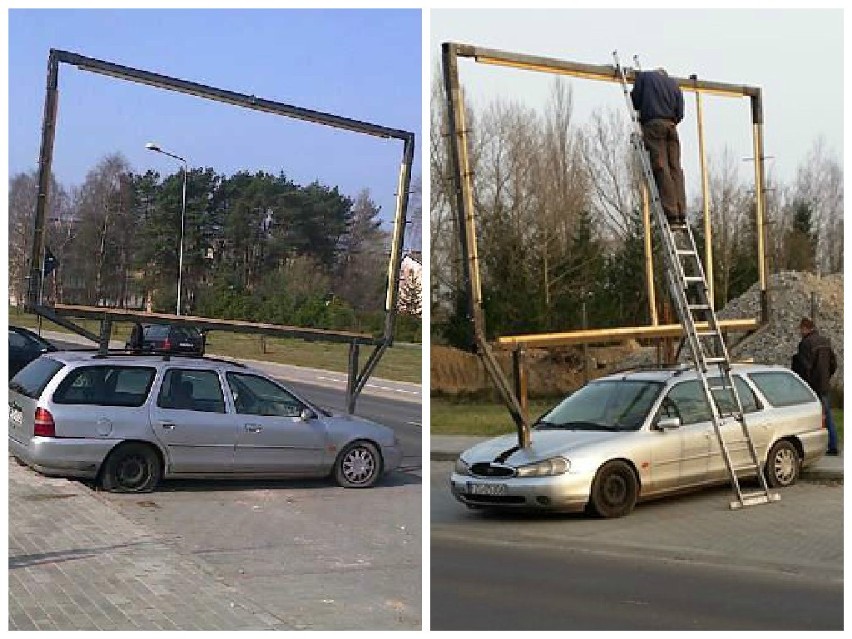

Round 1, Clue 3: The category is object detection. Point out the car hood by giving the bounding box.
[461,429,623,465]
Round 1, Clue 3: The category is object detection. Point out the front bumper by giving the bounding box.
[8,435,115,480]
[449,470,595,512]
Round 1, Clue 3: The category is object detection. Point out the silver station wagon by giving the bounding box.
[9,352,403,492]
[450,364,828,518]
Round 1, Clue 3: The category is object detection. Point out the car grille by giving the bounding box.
[470,463,516,478]
[464,494,526,505]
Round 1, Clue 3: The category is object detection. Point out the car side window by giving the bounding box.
[157,369,225,413]
[709,376,761,414]
[748,371,817,407]
[54,366,156,407]
[658,381,712,425]
[226,372,304,418]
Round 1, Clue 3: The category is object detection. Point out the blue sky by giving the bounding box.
[9,8,421,232]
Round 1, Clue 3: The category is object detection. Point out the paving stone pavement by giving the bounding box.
[8,457,292,631]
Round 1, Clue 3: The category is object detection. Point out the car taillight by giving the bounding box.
[34,407,56,437]
[163,338,171,350]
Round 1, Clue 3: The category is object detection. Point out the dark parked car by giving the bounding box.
[9,326,57,378]
[126,324,206,356]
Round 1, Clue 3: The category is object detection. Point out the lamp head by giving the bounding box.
[145,142,160,152]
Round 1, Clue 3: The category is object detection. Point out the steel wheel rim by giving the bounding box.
[602,473,627,506]
[116,454,149,489]
[773,448,796,484]
[342,447,376,484]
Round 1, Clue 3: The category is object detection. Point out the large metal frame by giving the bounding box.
[27,49,415,413]
[442,42,770,448]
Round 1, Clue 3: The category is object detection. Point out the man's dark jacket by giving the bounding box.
[631,70,684,124]
[792,330,837,396]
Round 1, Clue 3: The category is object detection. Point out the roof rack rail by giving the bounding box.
[610,362,692,375]
[89,350,246,368]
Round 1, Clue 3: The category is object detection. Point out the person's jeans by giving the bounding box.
[821,394,839,452]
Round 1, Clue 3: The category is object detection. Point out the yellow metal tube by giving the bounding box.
[495,318,759,348]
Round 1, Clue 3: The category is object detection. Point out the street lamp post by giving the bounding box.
[145,142,187,316]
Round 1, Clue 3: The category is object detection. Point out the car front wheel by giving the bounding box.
[100,443,162,493]
[588,460,638,518]
[764,440,800,488]
[334,441,382,488]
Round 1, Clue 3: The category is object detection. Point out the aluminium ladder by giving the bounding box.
[613,52,779,510]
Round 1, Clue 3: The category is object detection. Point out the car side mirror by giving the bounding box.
[300,408,317,421]
[656,416,682,431]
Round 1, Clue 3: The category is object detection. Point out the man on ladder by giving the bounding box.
[630,67,688,226]
[616,53,779,510]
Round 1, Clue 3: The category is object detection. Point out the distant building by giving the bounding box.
[399,253,422,317]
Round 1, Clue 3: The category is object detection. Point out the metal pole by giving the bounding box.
[751,91,769,323]
[582,299,589,383]
[512,346,528,423]
[177,159,187,316]
[692,74,714,309]
[641,183,657,325]
[442,42,530,447]
[29,51,60,310]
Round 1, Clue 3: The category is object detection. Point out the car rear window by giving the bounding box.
[748,371,817,407]
[53,366,156,407]
[171,327,200,340]
[9,357,64,399]
[145,325,170,339]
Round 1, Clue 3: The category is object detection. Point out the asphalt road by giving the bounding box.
[431,461,843,631]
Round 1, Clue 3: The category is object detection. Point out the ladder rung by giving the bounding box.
[704,357,728,365]
[730,492,780,510]
[696,330,720,338]
[689,303,711,310]
[676,249,697,256]
[684,276,705,283]
[732,464,758,473]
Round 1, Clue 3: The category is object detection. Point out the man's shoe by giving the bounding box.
[826,449,840,456]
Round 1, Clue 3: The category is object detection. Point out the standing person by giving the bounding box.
[630,68,687,225]
[792,317,839,455]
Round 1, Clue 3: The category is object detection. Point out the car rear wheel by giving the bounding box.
[100,443,161,493]
[334,441,382,488]
[764,440,800,488]
[588,460,638,518]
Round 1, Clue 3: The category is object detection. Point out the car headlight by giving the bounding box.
[454,457,471,476]
[515,457,570,477]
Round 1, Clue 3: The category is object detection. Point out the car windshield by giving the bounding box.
[535,379,663,432]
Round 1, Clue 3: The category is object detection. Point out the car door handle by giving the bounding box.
[245,424,263,433]
[160,422,176,430]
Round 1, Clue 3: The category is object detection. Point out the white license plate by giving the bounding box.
[179,342,193,348]
[9,405,23,427]
[467,482,508,496]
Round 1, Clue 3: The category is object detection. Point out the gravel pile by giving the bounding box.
[719,271,843,391]
[619,271,843,392]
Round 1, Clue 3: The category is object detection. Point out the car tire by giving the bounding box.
[764,440,800,488]
[334,441,382,488]
[588,460,638,518]
[100,443,162,493]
